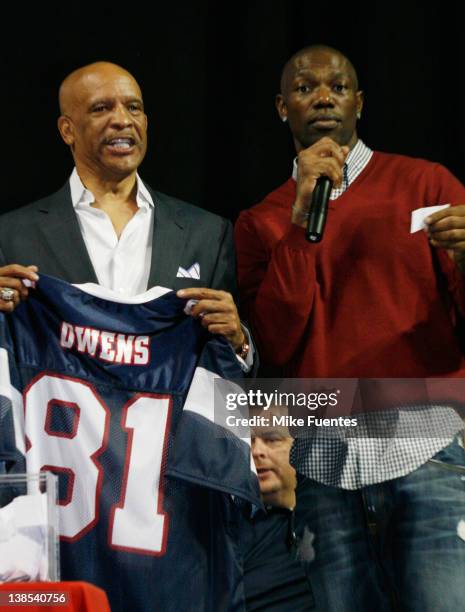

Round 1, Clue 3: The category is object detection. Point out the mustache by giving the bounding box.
[308,113,341,123]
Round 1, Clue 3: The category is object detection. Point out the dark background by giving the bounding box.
[3,2,465,221]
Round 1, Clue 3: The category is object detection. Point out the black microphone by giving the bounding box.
[305,176,332,243]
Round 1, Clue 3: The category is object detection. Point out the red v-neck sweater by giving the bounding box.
[235,151,465,377]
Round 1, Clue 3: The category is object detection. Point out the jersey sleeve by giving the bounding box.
[165,335,261,507]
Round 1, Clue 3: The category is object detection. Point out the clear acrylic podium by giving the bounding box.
[0,472,59,583]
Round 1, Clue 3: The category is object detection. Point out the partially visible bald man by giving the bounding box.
[0,62,248,353]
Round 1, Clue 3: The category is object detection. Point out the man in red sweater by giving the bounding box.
[235,45,465,611]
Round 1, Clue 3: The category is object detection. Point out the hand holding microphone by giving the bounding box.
[291,137,349,241]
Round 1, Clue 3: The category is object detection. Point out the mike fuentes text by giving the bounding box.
[226,414,358,428]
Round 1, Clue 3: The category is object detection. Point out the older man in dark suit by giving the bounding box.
[0,61,249,360]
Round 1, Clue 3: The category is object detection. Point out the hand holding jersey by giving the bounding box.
[177,287,246,351]
[0,265,39,312]
[0,261,247,357]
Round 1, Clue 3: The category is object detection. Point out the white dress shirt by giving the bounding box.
[70,168,154,296]
[69,169,253,370]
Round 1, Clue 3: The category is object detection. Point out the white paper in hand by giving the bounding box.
[410,204,450,233]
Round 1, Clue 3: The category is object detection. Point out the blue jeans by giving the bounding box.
[295,435,465,611]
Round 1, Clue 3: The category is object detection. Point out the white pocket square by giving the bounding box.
[176,262,200,279]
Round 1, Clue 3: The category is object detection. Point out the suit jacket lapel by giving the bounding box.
[147,189,187,289]
[35,183,187,289]
[37,184,98,284]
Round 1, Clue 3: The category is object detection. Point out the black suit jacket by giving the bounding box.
[0,183,238,295]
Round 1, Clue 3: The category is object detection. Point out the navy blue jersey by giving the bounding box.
[0,275,259,612]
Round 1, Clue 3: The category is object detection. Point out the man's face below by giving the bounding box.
[278,48,363,151]
[64,67,148,179]
[251,423,295,499]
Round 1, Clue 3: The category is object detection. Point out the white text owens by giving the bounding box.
[60,322,150,365]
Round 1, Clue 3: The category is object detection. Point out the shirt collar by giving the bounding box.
[291,139,372,183]
[70,168,155,210]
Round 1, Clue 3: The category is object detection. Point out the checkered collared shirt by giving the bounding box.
[290,408,464,490]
